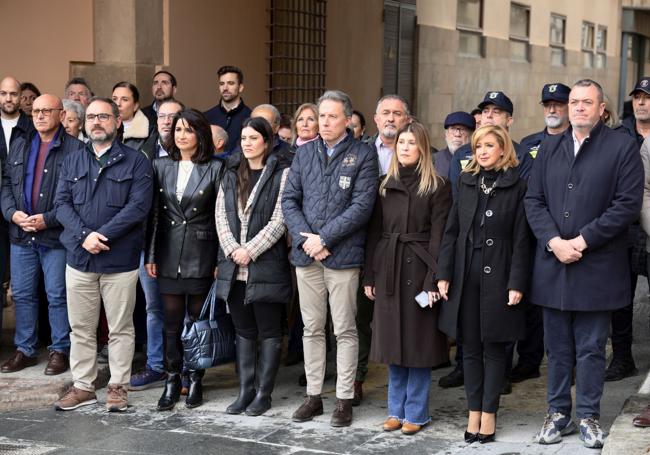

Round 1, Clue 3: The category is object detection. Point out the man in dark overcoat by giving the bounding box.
[525,79,644,449]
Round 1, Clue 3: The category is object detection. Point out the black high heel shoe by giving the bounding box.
[478,432,496,444]
[464,431,479,443]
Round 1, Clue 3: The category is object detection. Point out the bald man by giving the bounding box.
[0,94,85,375]
[210,124,228,155]
[0,77,33,160]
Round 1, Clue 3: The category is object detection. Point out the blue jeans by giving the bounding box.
[388,364,432,425]
[139,252,164,372]
[11,244,69,357]
[543,307,610,419]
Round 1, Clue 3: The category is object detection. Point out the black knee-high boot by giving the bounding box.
[246,337,282,416]
[226,336,257,414]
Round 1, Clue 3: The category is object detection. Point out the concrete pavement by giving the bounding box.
[0,282,648,454]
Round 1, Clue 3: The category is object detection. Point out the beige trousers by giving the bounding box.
[66,265,139,391]
[295,262,360,399]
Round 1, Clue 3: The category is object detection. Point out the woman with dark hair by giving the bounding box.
[112,81,150,150]
[215,117,291,416]
[19,82,41,116]
[145,108,224,411]
[437,125,531,443]
[364,121,451,435]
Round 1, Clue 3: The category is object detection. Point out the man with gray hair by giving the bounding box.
[210,125,228,155]
[526,79,643,448]
[249,103,293,165]
[64,77,92,108]
[283,90,378,427]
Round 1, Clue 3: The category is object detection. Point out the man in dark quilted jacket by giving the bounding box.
[282,89,378,427]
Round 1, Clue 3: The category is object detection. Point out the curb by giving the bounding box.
[602,369,650,455]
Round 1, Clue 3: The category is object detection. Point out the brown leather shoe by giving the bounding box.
[1,350,38,373]
[633,405,650,427]
[401,422,422,435]
[383,417,402,432]
[44,351,69,376]
[351,380,363,407]
[330,398,353,427]
[292,395,323,422]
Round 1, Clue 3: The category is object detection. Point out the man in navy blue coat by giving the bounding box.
[525,79,643,448]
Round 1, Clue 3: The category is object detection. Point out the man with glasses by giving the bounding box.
[54,97,152,412]
[141,71,178,127]
[128,99,184,391]
[434,111,475,178]
[0,95,83,374]
[64,78,92,109]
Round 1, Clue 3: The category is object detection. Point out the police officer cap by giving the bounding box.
[541,83,570,103]
[629,77,650,96]
[477,91,513,115]
[444,111,475,130]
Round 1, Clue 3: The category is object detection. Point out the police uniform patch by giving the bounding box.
[489,92,498,99]
[460,159,470,169]
[549,84,557,93]
[339,175,351,189]
[529,145,540,159]
[342,154,356,167]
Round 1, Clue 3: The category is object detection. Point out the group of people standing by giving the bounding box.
[0,63,648,450]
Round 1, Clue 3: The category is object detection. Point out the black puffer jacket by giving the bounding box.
[281,131,378,269]
[216,154,291,304]
[146,156,224,279]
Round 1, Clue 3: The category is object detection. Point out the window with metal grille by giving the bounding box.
[383,0,416,110]
[268,0,327,115]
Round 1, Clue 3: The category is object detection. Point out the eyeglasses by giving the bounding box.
[31,108,63,118]
[448,126,469,135]
[157,113,177,120]
[86,113,114,122]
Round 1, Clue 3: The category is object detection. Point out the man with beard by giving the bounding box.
[508,84,570,385]
[433,111,475,178]
[128,99,184,391]
[204,65,252,153]
[0,77,33,161]
[521,83,571,160]
[605,77,650,382]
[351,94,410,406]
[141,71,178,128]
[53,97,152,412]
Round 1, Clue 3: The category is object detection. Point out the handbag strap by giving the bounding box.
[199,280,219,320]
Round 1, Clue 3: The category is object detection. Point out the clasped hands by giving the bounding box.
[548,234,587,264]
[300,232,331,261]
[12,211,46,233]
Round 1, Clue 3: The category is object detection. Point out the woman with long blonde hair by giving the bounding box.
[437,125,531,444]
[363,121,452,435]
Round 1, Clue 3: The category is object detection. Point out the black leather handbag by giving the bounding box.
[182,280,236,370]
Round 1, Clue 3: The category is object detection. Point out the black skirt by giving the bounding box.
[158,275,213,295]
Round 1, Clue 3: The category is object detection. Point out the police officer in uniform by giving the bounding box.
[605,77,650,382]
[509,83,570,384]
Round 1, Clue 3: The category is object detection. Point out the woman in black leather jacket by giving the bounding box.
[145,108,224,411]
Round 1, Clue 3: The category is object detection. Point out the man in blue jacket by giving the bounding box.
[53,97,153,413]
[526,79,643,448]
[282,90,378,427]
[0,95,83,376]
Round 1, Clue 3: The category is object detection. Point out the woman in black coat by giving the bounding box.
[215,117,291,416]
[145,109,224,411]
[437,125,531,444]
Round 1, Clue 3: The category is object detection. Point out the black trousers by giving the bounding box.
[610,247,637,361]
[228,281,283,340]
[460,251,507,413]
